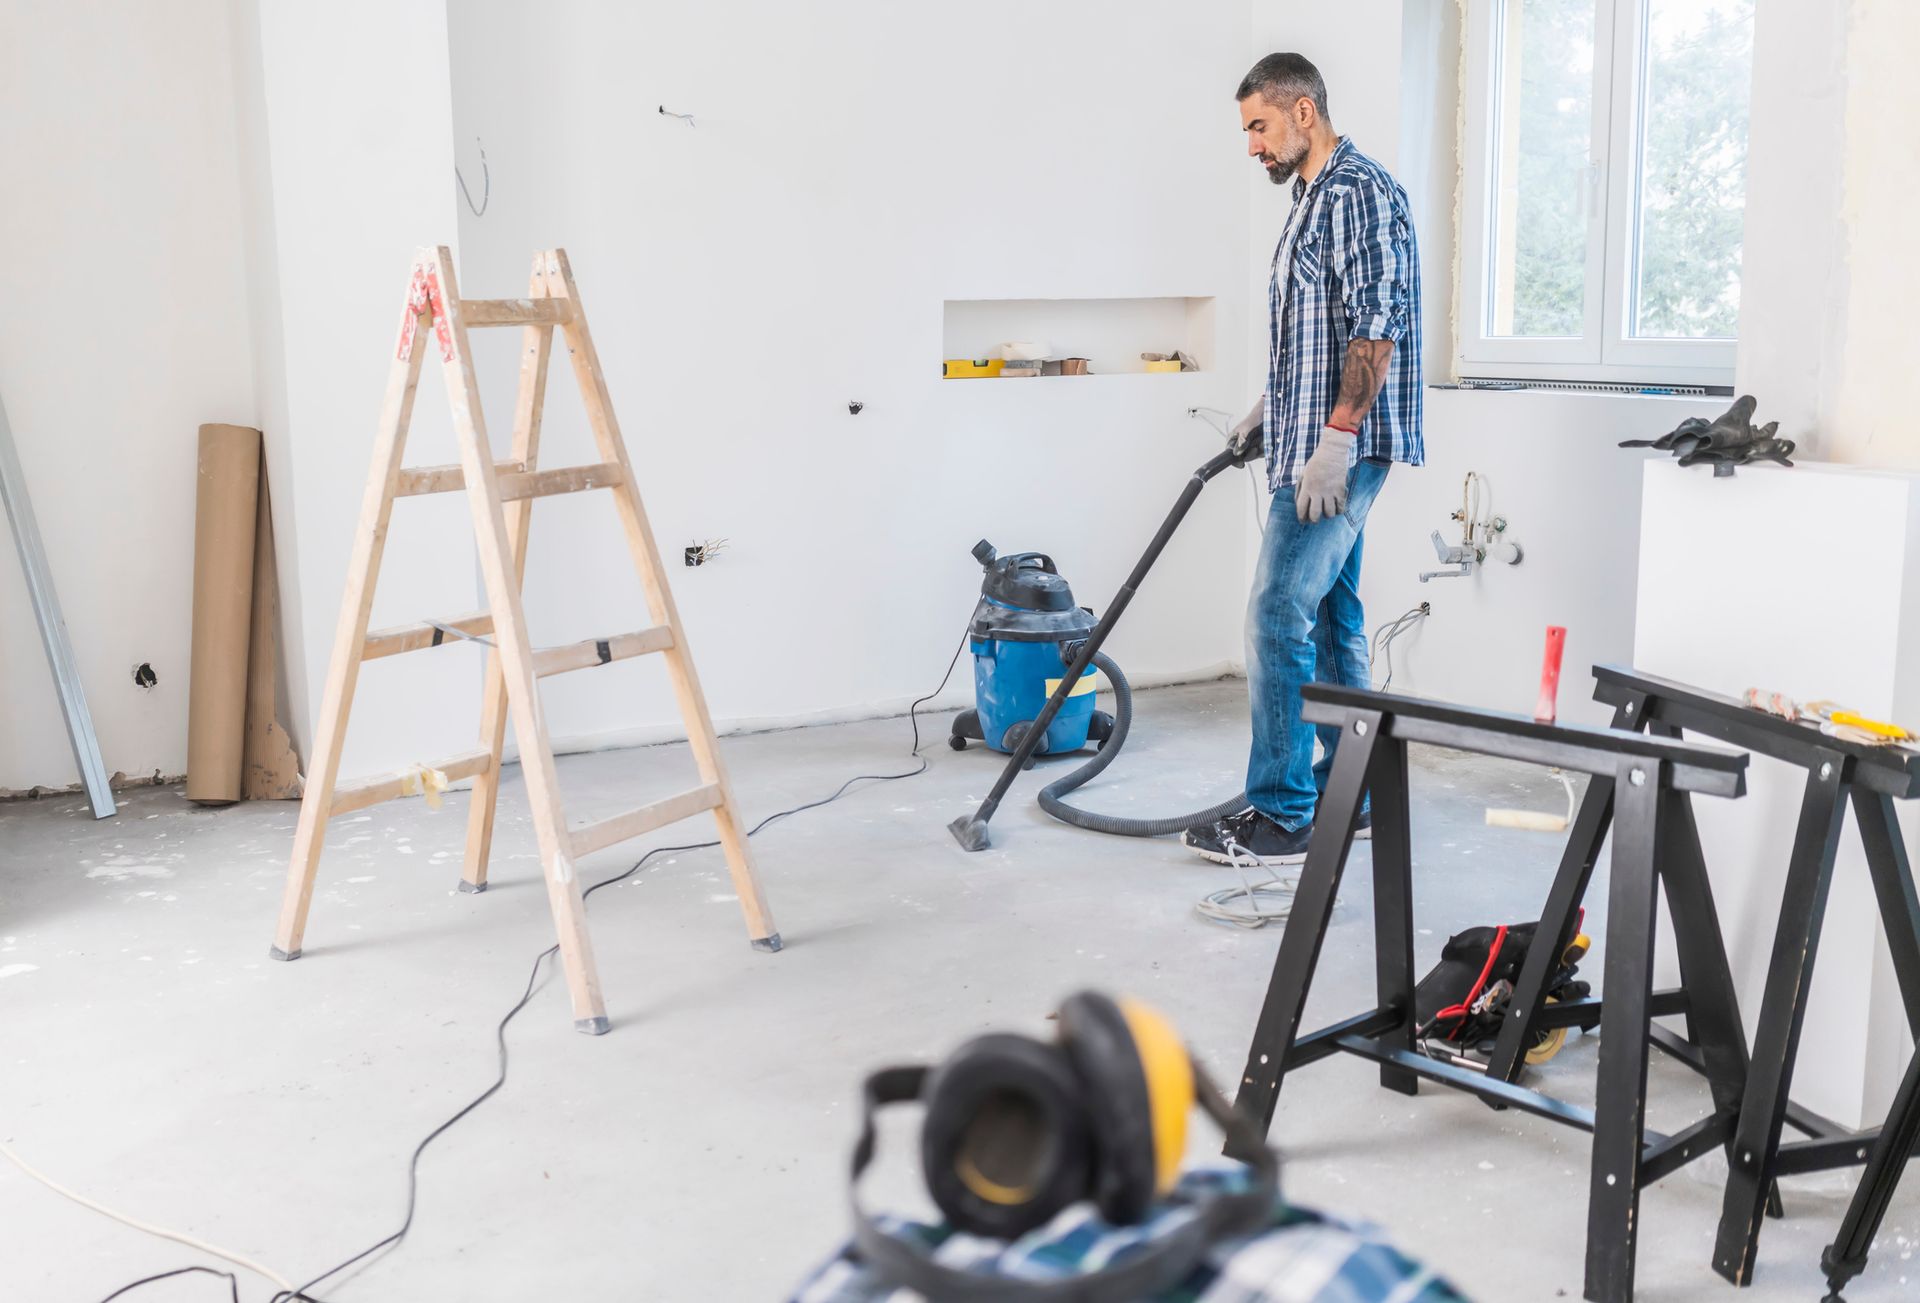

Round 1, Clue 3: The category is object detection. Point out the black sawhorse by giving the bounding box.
[1227,684,1749,1303]
[1485,667,1920,1289]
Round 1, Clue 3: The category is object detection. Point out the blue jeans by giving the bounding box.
[1245,460,1391,829]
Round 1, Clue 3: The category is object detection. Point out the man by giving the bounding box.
[1185,53,1422,866]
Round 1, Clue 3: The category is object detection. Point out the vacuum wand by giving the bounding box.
[949,446,1247,851]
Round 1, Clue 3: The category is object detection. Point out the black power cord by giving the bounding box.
[102,1267,240,1303]
[103,632,970,1303]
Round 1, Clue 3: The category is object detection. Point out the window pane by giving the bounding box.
[1488,0,1598,338]
[1631,0,1754,339]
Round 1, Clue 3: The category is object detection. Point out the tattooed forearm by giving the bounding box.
[1330,339,1394,430]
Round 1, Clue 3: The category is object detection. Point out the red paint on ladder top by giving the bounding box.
[1535,625,1567,724]
[394,263,456,363]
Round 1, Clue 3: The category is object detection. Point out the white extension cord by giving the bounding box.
[0,1139,295,1294]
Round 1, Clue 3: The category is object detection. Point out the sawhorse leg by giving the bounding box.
[1712,752,1849,1285]
[1584,757,1664,1303]
[1822,1047,1920,1299]
[1227,711,1380,1159]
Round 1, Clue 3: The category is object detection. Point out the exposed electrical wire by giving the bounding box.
[454,137,489,218]
[1369,603,1429,691]
[0,1140,294,1299]
[76,631,975,1303]
[1188,406,1268,535]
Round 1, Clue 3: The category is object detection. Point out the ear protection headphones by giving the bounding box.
[850,991,1280,1301]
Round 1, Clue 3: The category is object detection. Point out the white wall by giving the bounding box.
[232,0,476,780]
[1732,0,1849,456]
[1830,0,1920,469]
[0,0,257,792]
[447,0,1256,756]
[1636,460,1920,1128]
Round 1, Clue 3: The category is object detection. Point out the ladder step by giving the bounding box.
[395,460,526,497]
[363,611,493,661]
[497,462,627,502]
[533,626,675,678]
[570,783,724,859]
[332,749,494,816]
[460,298,574,327]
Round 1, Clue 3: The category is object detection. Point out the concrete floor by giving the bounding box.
[2,679,1914,1301]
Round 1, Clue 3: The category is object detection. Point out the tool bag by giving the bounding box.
[1413,920,1591,1052]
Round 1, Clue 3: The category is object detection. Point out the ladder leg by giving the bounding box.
[461,262,556,893]
[433,248,609,1031]
[271,293,430,960]
[543,249,780,950]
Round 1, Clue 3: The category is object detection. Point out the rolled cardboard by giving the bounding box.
[241,456,302,800]
[186,424,261,803]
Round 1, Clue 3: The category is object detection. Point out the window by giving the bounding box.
[1457,0,1755,384]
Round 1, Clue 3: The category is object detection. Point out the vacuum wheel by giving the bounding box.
[1526,996,1569,1066]
[1001,722,1041,770]
[949,735,968,751]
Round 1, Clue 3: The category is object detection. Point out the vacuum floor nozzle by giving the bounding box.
[948,816,991,852]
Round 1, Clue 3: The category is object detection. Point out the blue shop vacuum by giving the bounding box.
[948,441,1258,851]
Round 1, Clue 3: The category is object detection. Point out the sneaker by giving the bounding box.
[1182,808,1313,865]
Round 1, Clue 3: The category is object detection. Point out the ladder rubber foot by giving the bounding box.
[751,933,784,954]
[456,880,488,894]
[574,1016,611,1036]
[268,945,301,962]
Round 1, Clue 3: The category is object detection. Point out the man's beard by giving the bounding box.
[1263,142,1308,185]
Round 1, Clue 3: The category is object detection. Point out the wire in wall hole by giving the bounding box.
[455,136,489,217]
[658,105,696,127]
[1188,406,1268,535]
[1369,602,1429,692]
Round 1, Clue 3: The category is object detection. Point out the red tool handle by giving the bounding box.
[1535,626,1567,723]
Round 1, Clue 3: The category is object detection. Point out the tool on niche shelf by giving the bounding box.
[1140,349,1199,373]
[1419,470,1522,581]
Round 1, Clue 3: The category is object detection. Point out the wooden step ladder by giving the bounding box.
[269,246,779,1034]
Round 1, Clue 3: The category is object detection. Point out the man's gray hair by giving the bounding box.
[1236,52,1329,122]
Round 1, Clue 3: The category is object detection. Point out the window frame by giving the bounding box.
[1456,0,1744,385]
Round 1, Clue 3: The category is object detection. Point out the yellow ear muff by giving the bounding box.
[1117,998,1194,1195]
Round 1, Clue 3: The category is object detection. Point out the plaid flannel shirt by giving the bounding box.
[1265,137,1423,492]
[792,1167,1468,1303]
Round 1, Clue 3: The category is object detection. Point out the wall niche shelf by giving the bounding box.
[941,296,1216,380]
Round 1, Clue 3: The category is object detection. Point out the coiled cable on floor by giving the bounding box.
[1036,653,1246,838]
[1194,841,1300,929]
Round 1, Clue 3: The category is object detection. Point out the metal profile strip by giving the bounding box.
[0,391,115,818]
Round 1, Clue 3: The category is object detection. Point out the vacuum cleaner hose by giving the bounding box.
[1036,653,1247,838]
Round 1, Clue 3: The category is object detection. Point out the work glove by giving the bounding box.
[1294,426,1355,523]
[1227,395,1264,463]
